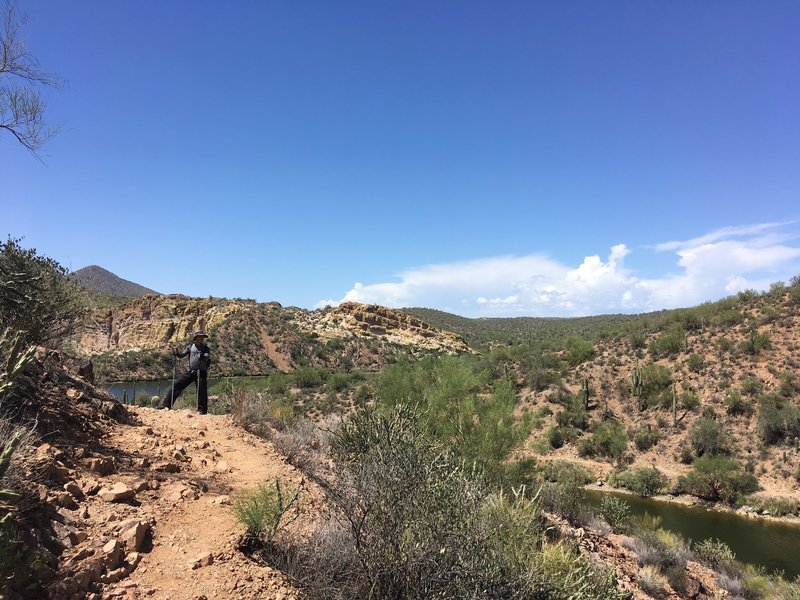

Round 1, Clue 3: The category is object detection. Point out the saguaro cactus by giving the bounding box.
[631,362,644,412]
[581,377,590,410]
[672,383,678,427]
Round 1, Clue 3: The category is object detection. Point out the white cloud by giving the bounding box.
[318,222,800,317]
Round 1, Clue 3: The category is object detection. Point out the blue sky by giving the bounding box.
[2,1,799,317]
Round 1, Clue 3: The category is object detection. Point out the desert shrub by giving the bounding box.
[631,425,660,451]
[353,383,370,405]
[693,538,738,576]
[610,467,668,497]
[637,564,669,598]
[564,336,595,366]
[689,417,729,457]
[234,479,302,541]
[630,528,691,594]
[525,540,629,600]
[597,495,631,533]
[638,364,673,403]
[579,421,627,461]
[757,393,800,445]
[685,354,704,373]
[677,456,759,504]
[741,375,763,397]
[778,371,800,398]
[0,238,85,346]
[540,460,594,485]
[725,390,753,417]
[741,495,800,517]
[327,372,351,393]
[547,426,564,449]
[291,367,328,388]
[556,397,589,431]
[740,330,771,356]
[329,406,506,598]
[229,391,295,435]
[649,327,685,358]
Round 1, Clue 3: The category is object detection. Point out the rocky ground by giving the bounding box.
[42,404,318,600]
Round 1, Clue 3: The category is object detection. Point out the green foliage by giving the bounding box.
[689,417,729,457]
[757,393,800,445]
[677,456,759,504]
[725,390,753,417]
[233,479,302,541]
[778,371,800,398]
[740,495,800,518]
[685,354,704,373]
[540,460,594,485]
[0,237,85,346]
[564,336,595,366]
[291,367,329,388]
[648,326,685,358]
[579,421,627,461]
[693,538,737,574]
[556,397,589,431]
[377,356,526,477]
[631,528,691,594]
[741,376,763,397]
[739,330,771,356]
[631,425,660,451]
[598,495,632,533]
[610,467,668,497]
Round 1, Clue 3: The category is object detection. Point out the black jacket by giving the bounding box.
[177,342,211,372]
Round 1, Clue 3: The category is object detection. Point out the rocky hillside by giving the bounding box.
[70,265,158,298]
[68,296,474,381]
[515,284,800,503]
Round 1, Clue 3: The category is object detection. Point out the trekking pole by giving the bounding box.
[171,353,177,409]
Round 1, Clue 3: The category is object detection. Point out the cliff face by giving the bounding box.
[296,302,475,355]
[75,295,245,353]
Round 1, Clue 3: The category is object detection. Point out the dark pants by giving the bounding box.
[159,370,208,414]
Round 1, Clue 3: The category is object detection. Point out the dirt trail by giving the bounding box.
[55,406,317,600]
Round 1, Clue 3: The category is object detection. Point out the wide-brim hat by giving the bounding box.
[193,330,209,339]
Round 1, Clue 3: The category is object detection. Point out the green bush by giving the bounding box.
[757,393,800,445]
[740,330,771,356]
[686,354,704,373]
[725,390,752,417]
[233,479,302,540]
[564,336,595,366]
[677,456,759,504]
[540,460,594,485]
[597,495,631,532]
[556,397,589,431]
[740,376,763,397]
[778,371,800,398]
[0,238,85,346]
[610,467,668,497]
[689,417,729,457]
[631,425,660,451]
[648,327,685,358]
[291,367,329,388]
[693,538,738,576]
[578,421,627,461]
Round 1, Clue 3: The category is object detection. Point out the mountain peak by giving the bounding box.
[70,265,158,298]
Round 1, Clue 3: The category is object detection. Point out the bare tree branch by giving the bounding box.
[0,2,62,156]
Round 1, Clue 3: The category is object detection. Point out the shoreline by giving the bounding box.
[585,483,800,527]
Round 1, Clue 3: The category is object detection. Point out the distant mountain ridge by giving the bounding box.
[70,265,158,298]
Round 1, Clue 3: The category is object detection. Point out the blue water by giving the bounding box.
[588,490,800,578]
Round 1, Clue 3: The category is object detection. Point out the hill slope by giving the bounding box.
[71,265,159,298]
[69,296,474,381]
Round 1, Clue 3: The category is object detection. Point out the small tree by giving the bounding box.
[678,457,758,504]
[0,237,85,346]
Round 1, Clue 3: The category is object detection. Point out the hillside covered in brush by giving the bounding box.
[68,295,473,381]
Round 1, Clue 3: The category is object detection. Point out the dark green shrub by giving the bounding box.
[693,538,738,576]
[579,421,627,461]
[686,354,704,373]
[632,425,660,451]
[725,390,752,417]
[739,330,771,356]
[757,393,800,445]
[547,426,564,449]
[540,460,594,485]
[740,376,762,397]
[0,237,86,346]
[556,398,589,431]
[778,371,800,398]
[649,327,685,358]
[677,457,759,503]
[689,417,729,457]
[234,479,302,540]
[291,367,328,388]
[564,336,595,366]
[610,467,668,497]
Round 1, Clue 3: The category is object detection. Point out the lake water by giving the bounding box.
[587,490,800,578]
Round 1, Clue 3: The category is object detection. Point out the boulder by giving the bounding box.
[98,483,135,503]
[120,521,150,552]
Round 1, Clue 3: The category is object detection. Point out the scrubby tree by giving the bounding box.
[1,2,61,155]
[0,237,85,346]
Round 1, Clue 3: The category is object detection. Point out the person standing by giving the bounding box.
[157,330,212,414]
